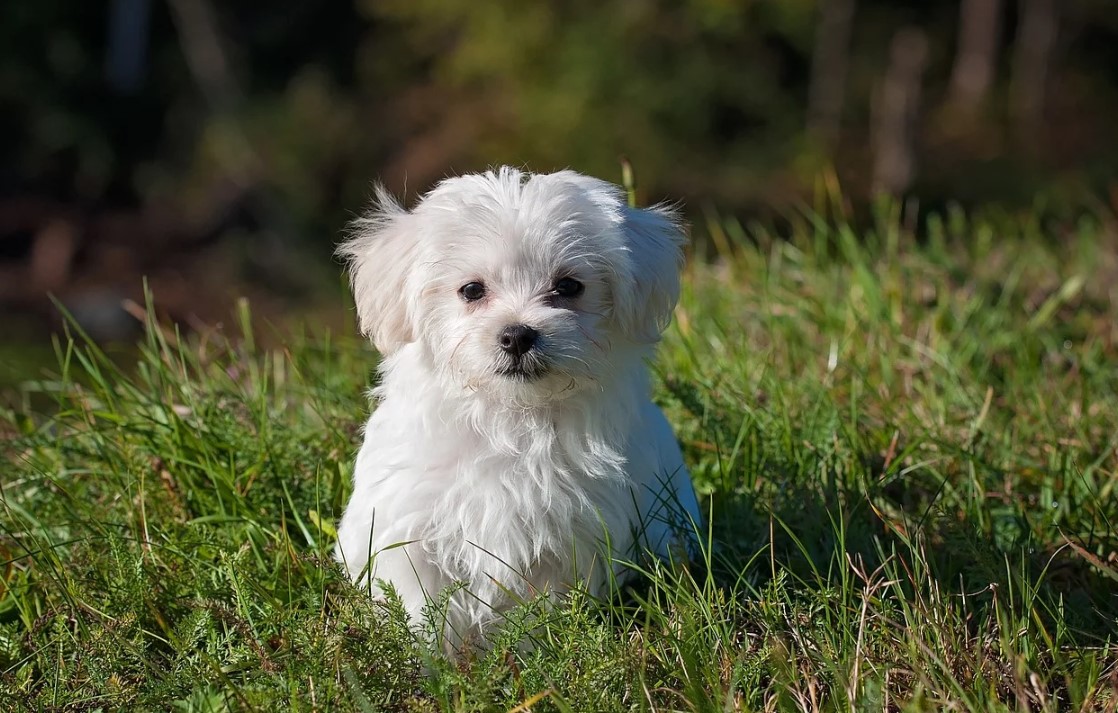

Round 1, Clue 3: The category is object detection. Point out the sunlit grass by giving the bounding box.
[1,204,1116,711]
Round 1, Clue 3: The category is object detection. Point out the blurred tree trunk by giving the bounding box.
[167,0,300,284]
[872,29,929,196]
[106,0,152,94]
[948,0,1003,112]
[1011,0,1057,143]
[807,0,856,148]
[166,0,239,112]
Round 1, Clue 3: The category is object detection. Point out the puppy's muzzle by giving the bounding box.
[497,324,539,358]
[496,324,548,380]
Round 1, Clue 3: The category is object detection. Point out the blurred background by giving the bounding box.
[2,0,1117,373]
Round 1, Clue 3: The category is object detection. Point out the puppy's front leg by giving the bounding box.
[343,540,442,618]
[369,546,497,651]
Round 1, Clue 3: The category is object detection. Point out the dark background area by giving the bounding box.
[1,0,1116,354]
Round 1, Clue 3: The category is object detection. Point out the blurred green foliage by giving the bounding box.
[370,0,816,199]
[4,0,1118,244]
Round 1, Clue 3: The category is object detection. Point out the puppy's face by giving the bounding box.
[420,196,620,399]
[340,168,685,403]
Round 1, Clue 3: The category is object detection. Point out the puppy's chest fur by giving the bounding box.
[413,405,634,588]
[336,398,646,641]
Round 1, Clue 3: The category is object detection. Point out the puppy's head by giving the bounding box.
[339,168,685,402]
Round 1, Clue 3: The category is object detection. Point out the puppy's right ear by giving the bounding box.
[337,186,419,354]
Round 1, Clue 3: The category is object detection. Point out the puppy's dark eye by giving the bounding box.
[554,277,584,298]
[459,282,486,302]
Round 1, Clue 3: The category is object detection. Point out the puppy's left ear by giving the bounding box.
[612,203,687,343]
[337,186,421,354]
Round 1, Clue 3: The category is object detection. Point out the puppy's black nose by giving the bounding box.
[498,324,539,357]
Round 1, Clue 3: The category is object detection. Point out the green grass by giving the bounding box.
[2,203,1117,711]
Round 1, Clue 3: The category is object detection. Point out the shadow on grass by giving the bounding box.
[699,458,1118,646]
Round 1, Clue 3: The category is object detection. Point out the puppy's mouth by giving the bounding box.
[495,358,550,381]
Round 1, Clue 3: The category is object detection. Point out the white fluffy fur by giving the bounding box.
[334,167,700,647]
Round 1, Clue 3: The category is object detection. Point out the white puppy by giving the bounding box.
[334,167,699,647]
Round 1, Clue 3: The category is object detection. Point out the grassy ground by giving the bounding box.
[2,202,1117,711]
